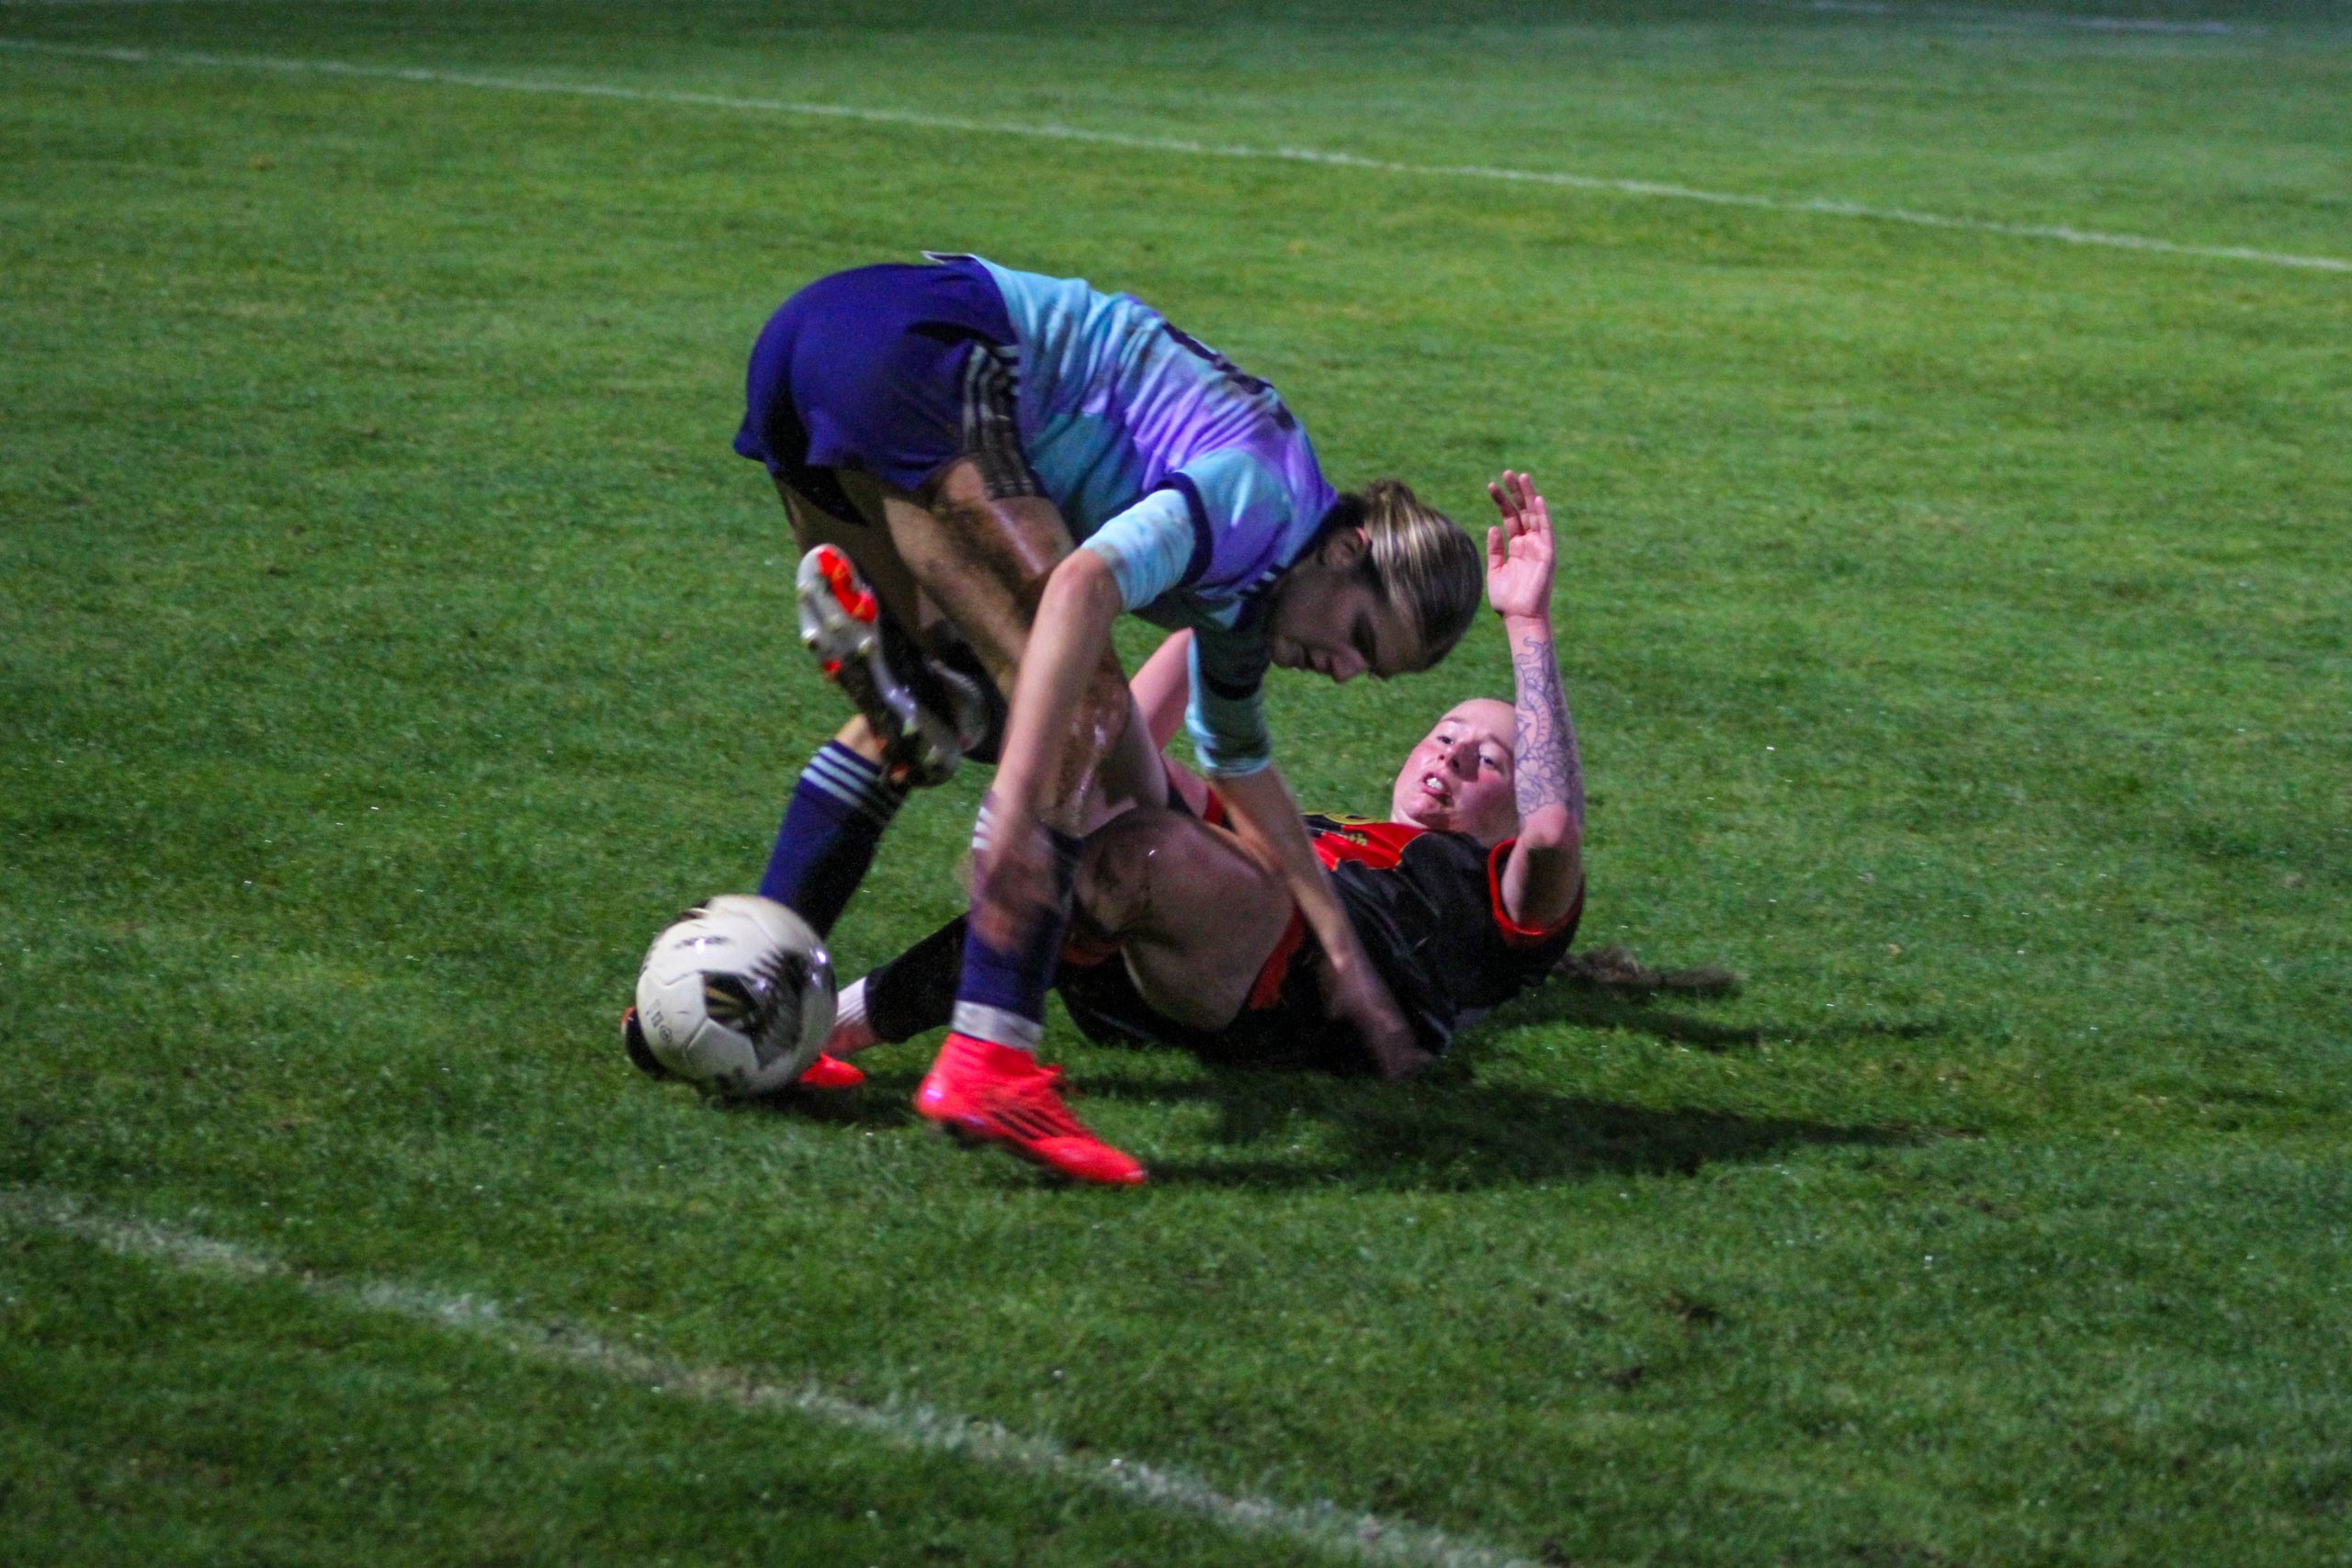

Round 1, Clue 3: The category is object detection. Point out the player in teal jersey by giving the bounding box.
[723,254,1486,1184]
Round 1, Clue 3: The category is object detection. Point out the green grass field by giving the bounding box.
[4,2,2348,1562]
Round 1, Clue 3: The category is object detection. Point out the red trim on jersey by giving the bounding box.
[1245,907,1309,1011]
[1058,927,1122,969]
[1204,813,1577,998]
[1308,818,1425,872]
[1486,839,1584,948]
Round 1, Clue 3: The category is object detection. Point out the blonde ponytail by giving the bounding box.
[1351,479,1481,671]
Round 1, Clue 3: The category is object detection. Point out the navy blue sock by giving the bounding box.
[756,741,907,937]
[950,813,1082,1053]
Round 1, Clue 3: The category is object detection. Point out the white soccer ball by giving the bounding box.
[634,895,836,1097]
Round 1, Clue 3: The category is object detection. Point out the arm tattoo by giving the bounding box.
[1511,629,1585,832]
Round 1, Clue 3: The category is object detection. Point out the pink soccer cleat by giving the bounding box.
[915,1033,1146,1186]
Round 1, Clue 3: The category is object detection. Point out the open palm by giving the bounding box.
[1485,469,1555,622]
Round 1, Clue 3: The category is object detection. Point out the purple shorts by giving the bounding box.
[733,256,1033,521]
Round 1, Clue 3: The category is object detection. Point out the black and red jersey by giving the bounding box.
[1060,805,1582,1071]
[1300,812,1583,1056]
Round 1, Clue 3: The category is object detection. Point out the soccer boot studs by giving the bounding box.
[796,545,989,788]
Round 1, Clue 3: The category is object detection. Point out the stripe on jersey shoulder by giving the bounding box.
[1158,471,1215,591]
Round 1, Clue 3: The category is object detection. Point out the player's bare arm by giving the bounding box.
[1129,627,1195,754]
[1128,629,1212,816]
[973,547,1135,950]
[1486,470,1585,932]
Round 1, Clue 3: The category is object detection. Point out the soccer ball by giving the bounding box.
[633,895,836,1097]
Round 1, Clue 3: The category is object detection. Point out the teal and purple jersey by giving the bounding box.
[945,255,1338,776]
[740,254,1339,775]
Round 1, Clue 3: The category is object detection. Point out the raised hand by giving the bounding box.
[1484,469,1556,624]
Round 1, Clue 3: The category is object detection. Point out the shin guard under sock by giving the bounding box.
[949,821,1083,1053]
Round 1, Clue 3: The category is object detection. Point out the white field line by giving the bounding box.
[1747,0,2249,34]
[3,37,2346,276]
[0,0,2271,29]
[0,1187,1540,1568]
[0,1,391,7]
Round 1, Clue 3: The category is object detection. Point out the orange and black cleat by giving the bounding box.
[915,1033,1147,1186]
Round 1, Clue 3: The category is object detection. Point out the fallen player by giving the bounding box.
[824,470,1584,1081]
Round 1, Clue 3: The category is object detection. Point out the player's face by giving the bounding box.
[1390,700,1519,844]
[1264,536,1424,683]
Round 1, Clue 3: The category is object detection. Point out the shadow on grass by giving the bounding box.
[1503,987,1948,1054]
[733,1083,923,1131]
[1082,1071,1911,1190]
[715,992,1935,1190]
[757,1063,1914,1191]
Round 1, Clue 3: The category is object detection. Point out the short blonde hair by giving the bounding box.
[1351,479,1482,672]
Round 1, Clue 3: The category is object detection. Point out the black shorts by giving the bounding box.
[1056,916,1375,1076]
[1055,853,1465,1072]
